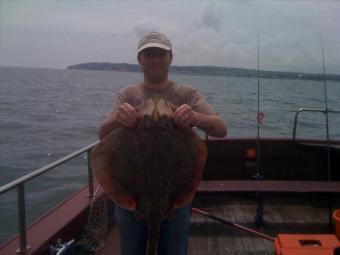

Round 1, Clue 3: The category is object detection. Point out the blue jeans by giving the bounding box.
[114,203,192,255]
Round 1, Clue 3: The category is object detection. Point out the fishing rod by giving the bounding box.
[256,30,261,175]
[192,207,275,242]
[320,36,331,182]
[320,36,333,230]
[254,31,264,226]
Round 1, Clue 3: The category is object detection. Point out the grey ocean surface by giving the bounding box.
[0,66,339,243]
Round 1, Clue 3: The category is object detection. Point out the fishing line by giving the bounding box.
[320,36,331,182]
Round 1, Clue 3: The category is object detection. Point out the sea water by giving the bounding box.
[0,66,339,242]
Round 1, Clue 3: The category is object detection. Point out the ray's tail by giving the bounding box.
[146,216,161,255]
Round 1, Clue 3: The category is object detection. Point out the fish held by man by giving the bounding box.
[90,96,207,255]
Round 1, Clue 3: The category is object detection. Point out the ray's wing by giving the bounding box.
[170,130,207,208]
[90,128,144,210]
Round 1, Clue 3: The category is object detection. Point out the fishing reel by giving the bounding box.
[50,238,91,255]
[50,239,75,255]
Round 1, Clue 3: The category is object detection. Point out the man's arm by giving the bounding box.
[174,104,227,138]
[98,111,118,140]
[98,103,138,140]
[193,111,227,138]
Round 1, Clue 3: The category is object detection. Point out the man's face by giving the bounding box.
[138,47,172,83]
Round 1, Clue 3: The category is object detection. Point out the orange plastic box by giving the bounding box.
[334,209,340,241]
[275,234,340,255]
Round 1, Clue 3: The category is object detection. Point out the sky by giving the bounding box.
[1,0,340,74]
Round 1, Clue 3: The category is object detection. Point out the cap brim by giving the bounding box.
[138,42,171,53]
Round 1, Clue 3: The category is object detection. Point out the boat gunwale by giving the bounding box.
[1,137,340,254]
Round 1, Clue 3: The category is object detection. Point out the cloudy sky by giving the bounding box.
[1,0,340,74]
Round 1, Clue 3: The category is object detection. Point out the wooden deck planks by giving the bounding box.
[189,194,339,255]
[216,206,233,255]
[101,194,339,255]
[188,209,209,255]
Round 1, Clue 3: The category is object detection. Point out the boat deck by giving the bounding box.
[100,194,340,255]
[189,194,338,255]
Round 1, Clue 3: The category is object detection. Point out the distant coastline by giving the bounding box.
[67,62,340,82]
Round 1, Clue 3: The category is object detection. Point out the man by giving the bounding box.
[99,31,227,255]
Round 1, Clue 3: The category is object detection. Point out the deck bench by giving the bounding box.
[197,180,340,226]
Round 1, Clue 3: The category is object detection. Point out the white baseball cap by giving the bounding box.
[138,31,172,53]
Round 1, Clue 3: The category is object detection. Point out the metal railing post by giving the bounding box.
[292,108,340,141]
[292,108,302,140]
[0,141,100,253]
[16,184,30,254]
[87,149,94,199]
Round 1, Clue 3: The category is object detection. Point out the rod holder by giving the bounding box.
[16,184,30,254]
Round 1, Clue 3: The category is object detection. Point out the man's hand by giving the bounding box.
[174,104,227,137]
[116,103,138,128]
[174,104,197,129]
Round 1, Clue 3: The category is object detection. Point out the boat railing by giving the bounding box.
[0,126,206,254]
[292,107,340,141]
[0,140,99,254]
[2,110,340,253]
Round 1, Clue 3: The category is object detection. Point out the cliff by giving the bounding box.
[67,62,340,81]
